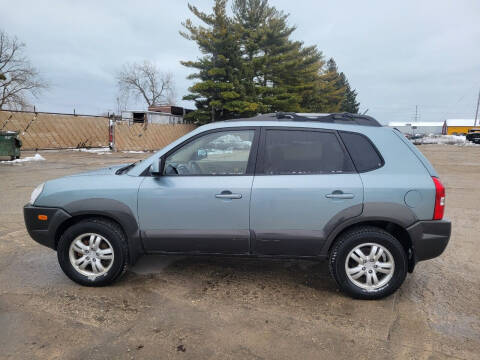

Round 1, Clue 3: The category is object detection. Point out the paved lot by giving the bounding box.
[0,146,479,360]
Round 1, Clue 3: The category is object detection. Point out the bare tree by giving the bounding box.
[116,61,176,107]
[0,30,47,110]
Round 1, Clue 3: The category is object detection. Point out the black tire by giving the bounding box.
[329,226,407,300]
[57,218,128,286]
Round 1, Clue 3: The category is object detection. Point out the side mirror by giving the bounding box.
[150,159,162,176]
[193,149,207,161]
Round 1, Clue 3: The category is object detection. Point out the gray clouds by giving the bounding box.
[1,0,479,122]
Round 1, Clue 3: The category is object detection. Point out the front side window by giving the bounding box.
[262,129,354,175]
[164,130,254,175]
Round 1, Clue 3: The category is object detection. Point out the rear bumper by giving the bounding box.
[23,204,71,249]
[407,220,451,263]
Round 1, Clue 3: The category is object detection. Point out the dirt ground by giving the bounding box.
[0,146,479,360]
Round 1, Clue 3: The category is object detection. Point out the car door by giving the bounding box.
[138,127,259,254]
[250,127,364,256]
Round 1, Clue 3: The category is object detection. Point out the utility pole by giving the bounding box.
[413,105,420,122]
[474,89,480,127]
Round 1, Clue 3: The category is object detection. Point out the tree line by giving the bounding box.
[181,0,359,123]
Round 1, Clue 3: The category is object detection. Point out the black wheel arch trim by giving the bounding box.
[24,198,144,265]
[60,198,144,265]
[322,202,420,271]
[323,202,418,251]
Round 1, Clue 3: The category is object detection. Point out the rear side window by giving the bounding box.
[339,131,384,172]
[262,129,354,175]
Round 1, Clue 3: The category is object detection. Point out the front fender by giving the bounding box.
[61,198,144,264]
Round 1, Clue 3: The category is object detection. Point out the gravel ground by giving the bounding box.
[0,146,479,360]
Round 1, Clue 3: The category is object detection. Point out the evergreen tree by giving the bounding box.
[180,0,258,123]
[338,72,360,113]
[232,0,322,113]
[303,58,360,114]
[181,0,360,123]
[302,58,344,113]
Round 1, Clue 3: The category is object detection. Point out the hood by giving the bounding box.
[68,164,127,177]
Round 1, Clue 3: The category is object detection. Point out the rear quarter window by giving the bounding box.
[339,131,384,172]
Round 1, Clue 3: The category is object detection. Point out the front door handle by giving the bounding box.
[325,191,355,199]
[215,191,242,199]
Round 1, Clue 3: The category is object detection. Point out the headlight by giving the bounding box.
[30,183,45,205]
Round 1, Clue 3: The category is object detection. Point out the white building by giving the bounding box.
[121,110,185,125]
[388,121,444,135]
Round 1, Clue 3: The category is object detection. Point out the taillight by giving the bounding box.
[432,177,445,220]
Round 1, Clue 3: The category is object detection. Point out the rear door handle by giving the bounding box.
[325,192,355,199]
[215,191,242,199]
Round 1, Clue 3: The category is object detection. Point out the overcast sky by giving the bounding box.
[1,0,479,123]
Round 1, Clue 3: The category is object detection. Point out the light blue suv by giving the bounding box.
[24,113,451,299]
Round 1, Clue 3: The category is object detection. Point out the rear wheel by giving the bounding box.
[57,218,128,286]
[329,226,407,299]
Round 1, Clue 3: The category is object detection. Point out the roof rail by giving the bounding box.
[225,112,382,127]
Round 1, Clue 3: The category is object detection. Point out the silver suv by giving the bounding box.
[24,113,451,299]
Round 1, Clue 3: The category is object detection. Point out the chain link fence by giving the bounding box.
[0,110,196,151]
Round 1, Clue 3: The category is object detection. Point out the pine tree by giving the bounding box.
[302,58,343,113]
[338,72,360,113]
[181,1,360,123]
[232,0,323,113]
[302,58,360,114]
[181,0,259,123]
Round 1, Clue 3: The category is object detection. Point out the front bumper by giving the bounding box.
[23,204,71,249]
[407,220,451,263]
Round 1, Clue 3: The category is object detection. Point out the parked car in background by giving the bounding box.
[466,128,480,144]
[23,113,451,300]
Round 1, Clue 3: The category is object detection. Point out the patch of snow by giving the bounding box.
[68,147,112,155]
[1,153,46,164]
[413,135,480,146]
[122,150,146,154]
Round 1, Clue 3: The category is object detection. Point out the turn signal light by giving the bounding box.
[38,214,48,221]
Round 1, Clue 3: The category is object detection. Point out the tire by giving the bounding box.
[57,218,128,286]
[329,226,407,300]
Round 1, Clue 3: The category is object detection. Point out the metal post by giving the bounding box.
[474,89,480,127]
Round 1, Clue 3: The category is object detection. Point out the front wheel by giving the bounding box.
[329,226,407,300]
[57,218,128,286]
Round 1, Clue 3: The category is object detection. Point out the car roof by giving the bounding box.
[194,113,384,134]
[223,112,382,127]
